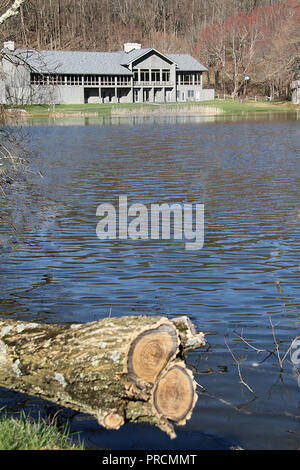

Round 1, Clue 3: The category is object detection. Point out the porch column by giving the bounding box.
[150,88,154,103]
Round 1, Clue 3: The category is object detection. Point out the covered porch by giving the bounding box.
[84,87,132,104]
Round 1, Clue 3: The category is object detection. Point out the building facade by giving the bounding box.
[0,42,214,105]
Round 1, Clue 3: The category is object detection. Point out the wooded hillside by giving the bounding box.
[0,0,299,97]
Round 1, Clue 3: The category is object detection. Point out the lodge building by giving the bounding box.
[0,41,214,105]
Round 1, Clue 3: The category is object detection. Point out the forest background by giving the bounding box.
[0,0,299,98]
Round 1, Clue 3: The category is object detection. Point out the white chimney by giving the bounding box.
[124,43,141,53]
[3,41,15,51]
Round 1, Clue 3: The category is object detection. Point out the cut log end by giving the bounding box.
[153,365,197,425]
[123,318,199,436]
[126,322,179,384]
[98,410,125,430]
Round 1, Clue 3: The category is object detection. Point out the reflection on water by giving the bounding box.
[1,114,300,449]
[23,110,300,127]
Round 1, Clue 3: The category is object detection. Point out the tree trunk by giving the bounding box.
[0,0,26,25]
[0,315,205,438]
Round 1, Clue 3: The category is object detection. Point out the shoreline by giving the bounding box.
[3,99,299,121]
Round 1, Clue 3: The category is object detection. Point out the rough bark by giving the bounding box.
[0,315,205,438]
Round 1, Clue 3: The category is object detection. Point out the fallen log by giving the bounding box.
[0,315,205,438]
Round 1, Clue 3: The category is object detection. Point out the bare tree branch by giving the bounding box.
[224,334,257,397]
[0,0,26,25]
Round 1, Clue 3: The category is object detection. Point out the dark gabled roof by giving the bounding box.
[3,47,207,75]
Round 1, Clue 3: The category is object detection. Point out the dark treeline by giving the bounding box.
[0,0,299,97]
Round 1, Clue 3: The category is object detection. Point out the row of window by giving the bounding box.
[30,72,202,86]
[177,73,202,85]
[133,71,201,84]
[133,69,170,83]
[30,74,132,86]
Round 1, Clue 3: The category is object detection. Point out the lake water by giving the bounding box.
[1,113,300,450]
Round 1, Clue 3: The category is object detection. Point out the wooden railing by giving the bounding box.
[133,81,173,87]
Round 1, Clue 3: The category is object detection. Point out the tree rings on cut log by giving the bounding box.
[98,409,125,430]
[127,323,179,384]
[152,365,196,424]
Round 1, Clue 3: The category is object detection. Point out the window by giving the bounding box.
[151,69,160,82]
[100,76,115,85]
[48,74,63,85]
[195,73,201,85]
[84,75,98,86]
[162,70,170,82]
[63,75,78,85]
[188,90,194,98]
[117,76,131,85]
[30,73,81,85]
[31,73,43,85]
[177,73,193,85]
[184,74,192,85]
[65,75,82,85]
[140,69,149,82]
[30,73,132,87]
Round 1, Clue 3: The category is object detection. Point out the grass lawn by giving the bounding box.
[163,99,299,115]
[0,410,83,450]
[6,102,160,117]
[206,99,299,114]
[6,99,299,118]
